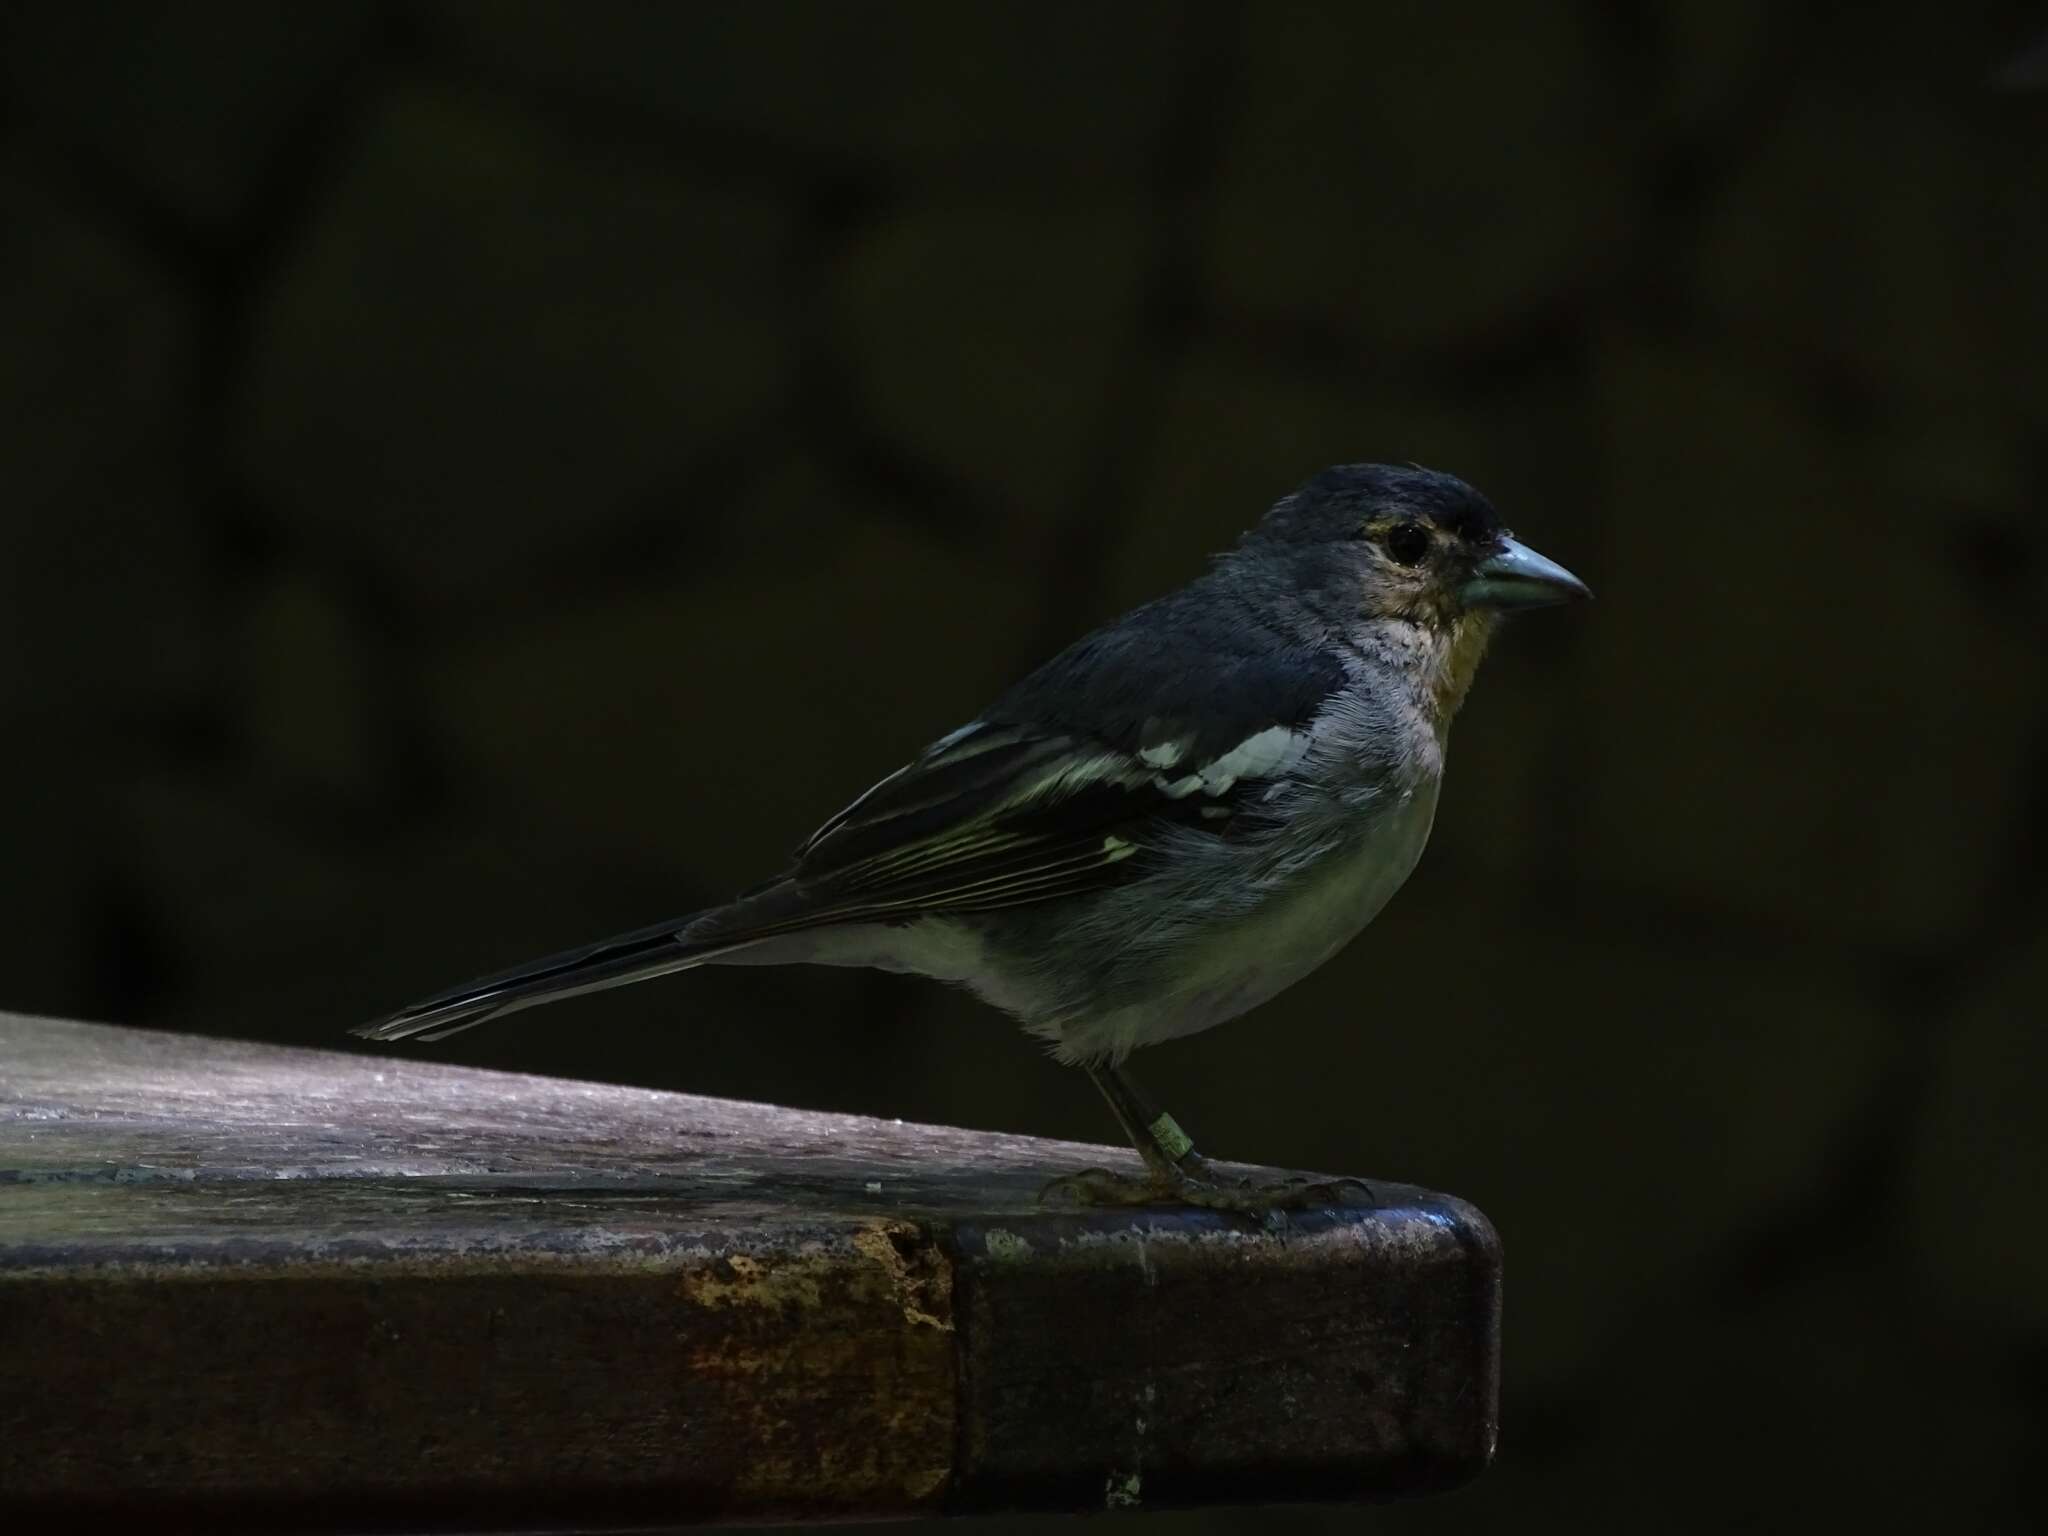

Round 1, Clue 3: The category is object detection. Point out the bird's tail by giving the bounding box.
[350,910,769,1044]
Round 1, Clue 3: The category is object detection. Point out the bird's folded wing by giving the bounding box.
[749,716,1313,928]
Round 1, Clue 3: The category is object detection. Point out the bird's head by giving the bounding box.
[1240,463,1590,629]
[1229,463,1588,721]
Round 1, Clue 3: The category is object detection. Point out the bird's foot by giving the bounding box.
[1038,1162,1377,1213]
[1037,1167,1167,1207]
[1237,1173,1381,1212]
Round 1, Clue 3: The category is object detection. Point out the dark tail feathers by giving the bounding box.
[351,912,757,1044]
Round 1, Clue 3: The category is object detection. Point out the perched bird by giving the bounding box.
[355,464,1587,1208]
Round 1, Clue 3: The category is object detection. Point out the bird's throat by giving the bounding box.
[1428,612,1497,728]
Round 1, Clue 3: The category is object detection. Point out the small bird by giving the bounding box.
[355,464,1587,1208]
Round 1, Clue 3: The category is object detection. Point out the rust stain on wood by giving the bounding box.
[848,1221,954,1332]
[673,1227,956,1508]
[676,1248,825,1311]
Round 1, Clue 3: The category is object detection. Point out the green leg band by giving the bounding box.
[1147,1112,1194,1163]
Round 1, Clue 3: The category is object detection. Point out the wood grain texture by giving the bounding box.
[0,1012,1499,1529]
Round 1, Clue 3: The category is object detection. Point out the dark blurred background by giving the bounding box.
[4,1,2046,1529]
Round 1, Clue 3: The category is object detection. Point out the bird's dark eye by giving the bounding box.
[1383,522,1430,567]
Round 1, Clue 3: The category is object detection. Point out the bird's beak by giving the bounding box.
[1461,537,1591,610]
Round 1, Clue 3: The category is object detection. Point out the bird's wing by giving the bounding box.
[760,643,1351,928]
[356,716,1287,1044]
[786,724,1178,917]
[774,727,1246,921]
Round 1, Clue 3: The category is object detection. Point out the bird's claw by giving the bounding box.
[1172,1171,1378,1213]
[1037,1167,1162,1207]
[1267,1173,1380,1209]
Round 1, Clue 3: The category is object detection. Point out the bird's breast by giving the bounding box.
[1224,781,1440,995]
[1076,776,1443,1059]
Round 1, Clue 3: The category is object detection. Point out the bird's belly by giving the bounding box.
[1099,781,1441,1056]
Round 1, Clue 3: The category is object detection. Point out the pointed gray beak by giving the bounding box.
[1462,537,1591,610]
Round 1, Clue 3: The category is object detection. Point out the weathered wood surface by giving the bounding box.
[0,1011,1499,1531]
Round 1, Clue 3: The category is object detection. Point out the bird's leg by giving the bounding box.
[1094,1060,1212,1186]
[1038,1061,1375,1211]
[1038,1061,1206,1205]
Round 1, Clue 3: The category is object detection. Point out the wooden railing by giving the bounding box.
[0,1012,1498,1529]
